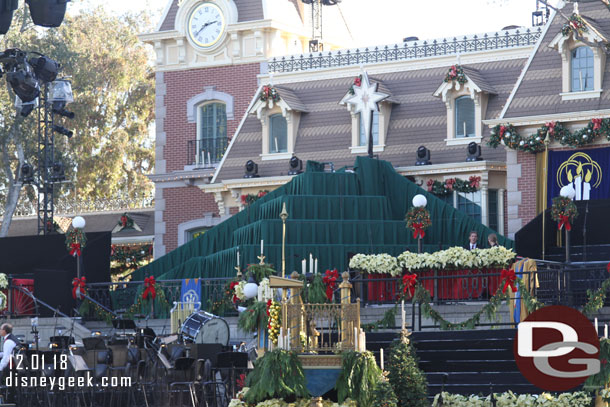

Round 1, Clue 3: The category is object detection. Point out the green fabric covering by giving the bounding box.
[134,157,513,290]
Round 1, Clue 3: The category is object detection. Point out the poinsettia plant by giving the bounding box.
[551,196,578,231]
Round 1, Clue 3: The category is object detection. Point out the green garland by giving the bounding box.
[336,351,382,407]
[444,64,467,85]
[425,176,480,196]
[584,338,610,391]
[238,301,269,333]
[244,349,308,404]
[488,119,610,153]
[362,306,397,332]
[307,273,328,304]
[583,274,610,316]
[247,263,275,283]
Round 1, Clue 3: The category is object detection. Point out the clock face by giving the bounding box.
[187,2,226,49]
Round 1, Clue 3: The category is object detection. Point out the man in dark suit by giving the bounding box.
[464,231,482,250]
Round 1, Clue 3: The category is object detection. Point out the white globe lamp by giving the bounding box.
[244,276,258,299]
[72,216,86,229]
[560,185,576,200]
[412,194,427,208]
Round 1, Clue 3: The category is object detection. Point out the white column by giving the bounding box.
[498,188,505,235]
[481,186,489,227]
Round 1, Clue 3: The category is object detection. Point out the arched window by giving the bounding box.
[455,96,475,138]
[269,114,287,153]
[358,111,379,146]
[198,102,227,164]
[571,46,594,92]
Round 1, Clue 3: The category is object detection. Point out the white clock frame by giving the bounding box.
[176,0,238,54]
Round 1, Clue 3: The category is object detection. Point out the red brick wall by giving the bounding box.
[517,151,537,228]
[163,63,261,172]
[163,186,220,253]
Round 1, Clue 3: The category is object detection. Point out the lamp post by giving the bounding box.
[280,202,289,278]
[72,216,86,278]
[412,194,427,254]
[560,185,576,263]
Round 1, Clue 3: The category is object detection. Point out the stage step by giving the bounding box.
[366,329,545,398]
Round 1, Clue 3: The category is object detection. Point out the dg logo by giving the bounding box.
[514,305,600,391]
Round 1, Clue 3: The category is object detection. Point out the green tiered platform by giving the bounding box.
[133,157,512,281]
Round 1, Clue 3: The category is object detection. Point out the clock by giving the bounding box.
[187,2,226,49]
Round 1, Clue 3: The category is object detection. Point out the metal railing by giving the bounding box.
[11,194,154,217]
[268,28,542,73]
[186,137,229,167]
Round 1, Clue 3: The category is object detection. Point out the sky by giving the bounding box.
[70,0,560,47]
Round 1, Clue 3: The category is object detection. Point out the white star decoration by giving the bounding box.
[345,71,388,154]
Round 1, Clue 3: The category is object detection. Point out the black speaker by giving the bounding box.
[0,0,18,34]
[26,0,69,28]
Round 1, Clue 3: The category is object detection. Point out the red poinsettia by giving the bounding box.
[230,281,240,303]
[323,269,339,301]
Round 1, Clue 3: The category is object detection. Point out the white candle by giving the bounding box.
[575,176,582,201]
[274,137,279,153]
[463,122,466,137]
[315,258,318,274]
[595,318,599,334]
[208,152,211,166]
[237,250,240,268]
[401,300,406,331]
[261,240,264,256]
[579,71,583,91]
[380,348,384,371]
[605,324,608,339]
[309,254,313,275]
[287,328,291,350]
[354,327,358,349]
[302,259,306,275]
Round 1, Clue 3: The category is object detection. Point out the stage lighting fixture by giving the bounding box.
[15,95,38,118]
[466,142,482,162]
[52,102,74,118]
[19,163,34,184]
[6,66,40,103]
[415,145,431,166]
[28,55,59,83]
[26,0,69,28]
[52,124,73,138]
[50,161,65,182]
[49,79,73,103]
[0,0,18,35]
[244,160,259,178]
[288,156,303,175]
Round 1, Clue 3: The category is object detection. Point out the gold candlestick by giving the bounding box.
[280,202,289,278]
[257,254,266,265]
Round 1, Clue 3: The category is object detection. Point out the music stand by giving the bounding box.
[112,319,136,337]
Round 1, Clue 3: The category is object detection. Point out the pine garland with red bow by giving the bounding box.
[500,269,517,293]
[65,228,87,257]
[72,277,86,300]
[142,276,157,300]
[405,207,431,239]
[551,196,578,232]
[443,64,467,85]
[401,273,417,298]
[323,269,339,301]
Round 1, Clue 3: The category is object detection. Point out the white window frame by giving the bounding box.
[252,100,300,161]
[437,86,487,147]
[347,101,391,154]
[454,95,476,139]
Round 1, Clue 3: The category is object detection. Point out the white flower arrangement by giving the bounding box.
[0,273,8,289]
[432,391,592,407]
[349,253,402,276]
[399,247,516,272]
[234,281,247,301]
[257,278,273,302]
[228,397,356,407]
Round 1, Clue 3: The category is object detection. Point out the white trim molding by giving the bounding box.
[177,213,225,247]
[187,86,235,122]
[485,109,610,127]
[559,89,603,101]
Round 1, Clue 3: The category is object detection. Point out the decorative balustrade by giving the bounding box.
[10,195,154,217]
[268,28,542,73]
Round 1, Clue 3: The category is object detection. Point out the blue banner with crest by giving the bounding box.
[548,147,610,207]
[181,278,201,304]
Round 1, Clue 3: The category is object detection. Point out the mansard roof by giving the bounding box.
[502,1,610,120]
[158,0,265,32]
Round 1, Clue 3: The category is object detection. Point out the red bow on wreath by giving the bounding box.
[142,276,156,300]
[412,222,425,239]
[72,277,86,300]
[499,125,506,138]
[469,176,481,189]
[500,269,517,294]
[120,215,128,227]
[593,118,603,131]
[323,269,339,301]
[450,65,457,77]
[70,243,81,257]
[546,121,556,136]
[402,273,417,297]
[558,215,572,231]
[354,76,361,87]
[230,281,240,303]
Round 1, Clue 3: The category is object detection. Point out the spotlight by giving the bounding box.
[15,96,38,118]
[49,79,73,103]
[28,55,59,83]
[52,124,73,138]
[0,0,18,35]
[26,0,69,28]
[466,142,482,162]
[288,156,302,175]
[52,102,74,118]
[244,160,259,178]
[6,66,40,103]
[19,163,34,184]
[415,146,431,166]
[50,161,65,182]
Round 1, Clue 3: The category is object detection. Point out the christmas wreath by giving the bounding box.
[348,74,363,95]
[562,13,588,37]
[260,85,280,102]
[551,196,578,231]
[405,207,431,239]
[444,64,467,85]
[487,124,521,149]
[240,190,269,206]
[65,228,87,257]
[426,176,480,196]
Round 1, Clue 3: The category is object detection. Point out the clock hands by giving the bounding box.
[195,20,219,37]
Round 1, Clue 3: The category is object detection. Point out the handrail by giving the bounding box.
[11,285,71,319]
[79,292,118,318]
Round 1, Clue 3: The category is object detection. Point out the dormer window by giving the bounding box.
[455,96,475,138]
[269,114,288,153]
[549,10,608,101]
[571,46,594,92]
[359,111,379,146]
